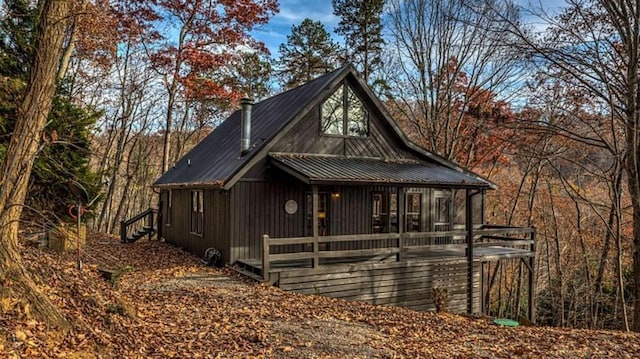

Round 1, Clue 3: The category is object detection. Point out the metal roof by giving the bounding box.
[153,67,347,188]
[153,65,494,190]
[269,153,492,188]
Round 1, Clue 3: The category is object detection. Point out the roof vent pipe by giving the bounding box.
[240,97,254,154]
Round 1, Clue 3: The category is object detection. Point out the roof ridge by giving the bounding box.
[254,66,348,105]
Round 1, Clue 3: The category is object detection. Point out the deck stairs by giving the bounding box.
[121,208,157,243]
[234,259,266,282]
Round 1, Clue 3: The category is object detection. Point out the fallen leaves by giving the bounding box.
[13,330,27,342]
[1,232,640,358]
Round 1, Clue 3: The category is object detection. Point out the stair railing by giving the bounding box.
[120,208,157,243]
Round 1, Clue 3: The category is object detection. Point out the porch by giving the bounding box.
[235,224,535,320]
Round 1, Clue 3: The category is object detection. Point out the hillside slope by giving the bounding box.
[1,234,639,358]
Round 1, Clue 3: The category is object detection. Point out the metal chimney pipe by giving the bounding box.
[240,97,254,153]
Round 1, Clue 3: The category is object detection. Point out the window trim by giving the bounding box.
[320,82,369,138]
[305,192,329,237]
[372,192,399,234]
[405,192,422,232]
[165,190,172,227]
[190,190,204,236]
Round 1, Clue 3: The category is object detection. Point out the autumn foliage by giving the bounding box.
[391,58,516,171]
[2,236,640,358]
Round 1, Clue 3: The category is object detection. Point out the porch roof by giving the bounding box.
[269,153,492,188]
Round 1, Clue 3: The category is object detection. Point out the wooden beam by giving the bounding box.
[480,261,485,315]
[466,189,475,314]
[312,185,319,268]
[397,186,405,262]
[529,229,536,323]
[262,234,270,282]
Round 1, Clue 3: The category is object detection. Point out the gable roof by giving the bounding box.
[153,65,495,190]
[153,67,346,188]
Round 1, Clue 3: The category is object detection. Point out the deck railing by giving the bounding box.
[261,225,535,282]
[120,208,157,243]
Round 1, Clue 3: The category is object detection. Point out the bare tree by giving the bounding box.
[384,0,524,165]
[0,0,70,327]
[93,44,163,233]
[501,0,640,330]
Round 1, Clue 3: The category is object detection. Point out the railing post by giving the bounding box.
[466,189,475,314]
[262,234,270,282]
[312,185,319,268]
[120,220,127,243]
[480,261,485,315]
[397,186,405,262]
[528,228,536,323]
[148,209,154,240]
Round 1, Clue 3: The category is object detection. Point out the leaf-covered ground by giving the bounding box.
[2,233,640,358]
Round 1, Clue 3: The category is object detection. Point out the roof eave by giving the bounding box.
[152,182,225,190]
[307,178,491,188]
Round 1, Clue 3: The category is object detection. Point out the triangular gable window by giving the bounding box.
[320,83,368,137]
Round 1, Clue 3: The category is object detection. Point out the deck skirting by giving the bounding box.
[276,257,480,313]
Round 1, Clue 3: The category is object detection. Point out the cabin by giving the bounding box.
[146,66,535,319]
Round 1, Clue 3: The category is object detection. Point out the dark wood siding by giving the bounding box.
[277,258,480,313]
[160,188,231,263]
[270,79,420,161]
[328,186,370,235]
[229,179,307,263]
[230,182,387,261]
[229,183,448,260]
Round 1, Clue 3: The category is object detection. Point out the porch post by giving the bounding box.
[528,229,536,323]
[480,261,485,315]
[466,189,475,314]
[397,186,405,262]
[312,185,319,268]
[262,234,270,282]
[157,199,163,239]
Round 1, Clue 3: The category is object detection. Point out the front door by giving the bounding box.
[306,192,329,236]
[432,190,452,244]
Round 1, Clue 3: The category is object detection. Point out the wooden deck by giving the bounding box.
[234,225,536,317]
[236,245,532,273]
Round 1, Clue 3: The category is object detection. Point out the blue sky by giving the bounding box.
[251,0,340,56]
[251,0,568,57]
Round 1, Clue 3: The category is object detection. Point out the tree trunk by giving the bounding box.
[57,0,87,81]
[0,0,70,328]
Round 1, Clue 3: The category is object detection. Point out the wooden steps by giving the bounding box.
[121,209,157,243]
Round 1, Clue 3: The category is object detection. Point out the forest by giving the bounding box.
[1,0,640,339]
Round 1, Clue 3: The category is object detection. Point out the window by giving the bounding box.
[389,193,398,232]
[434,196,451,228]
[405,192,421,232]
[166,190,172,226]
[372,192,398,233]
[433,190,452,244]
[453,190,466,225]
[306,193,328,236]
[372,193,387,233]
[320,83,368,137]
[473,192,484,225]
[190,190,203,235]
[321,86,344,135]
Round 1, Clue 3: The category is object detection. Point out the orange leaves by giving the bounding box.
[147,0,278,105]
[3,233,640,357]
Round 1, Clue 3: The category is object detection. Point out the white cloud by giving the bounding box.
[273,0,338,26]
